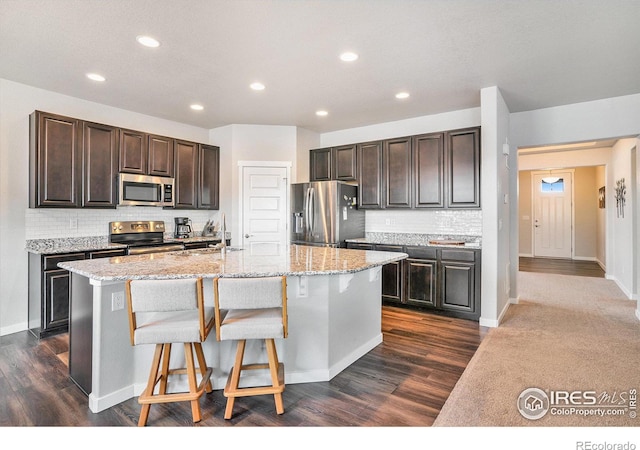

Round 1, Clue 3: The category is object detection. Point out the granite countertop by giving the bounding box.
[346,232,482,249]
[57,244,408,281]
[25,234,227,255]
[25,236,127,254]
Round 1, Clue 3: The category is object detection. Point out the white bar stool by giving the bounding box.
[125,277,214,426]
[213,276,288,420]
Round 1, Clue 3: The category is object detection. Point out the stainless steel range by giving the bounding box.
[109,220,184,255]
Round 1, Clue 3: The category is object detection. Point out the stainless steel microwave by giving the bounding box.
[118,173,175,207]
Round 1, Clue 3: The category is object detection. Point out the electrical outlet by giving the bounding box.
[111,291,125,311]
[69,218,78,230]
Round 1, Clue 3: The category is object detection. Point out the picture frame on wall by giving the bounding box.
[598,186,605,208]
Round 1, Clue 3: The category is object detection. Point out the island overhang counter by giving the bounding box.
[58,244,408,413]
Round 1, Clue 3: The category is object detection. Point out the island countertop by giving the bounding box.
[57,244,408,281]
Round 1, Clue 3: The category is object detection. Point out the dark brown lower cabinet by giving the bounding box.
[376,245,404,303]
[405,258,437,308]
[347,241,481,320]
[28,248,126,339]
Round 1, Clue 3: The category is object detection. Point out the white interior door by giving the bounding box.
[240,164,289,256]
[533,171,573,258]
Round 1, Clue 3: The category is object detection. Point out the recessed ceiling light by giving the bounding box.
[250,82,265,91]
[395,92,410,99]
[190,104,204,111]
[340,52,359,62]
[136,35,160,48]
[86,73,106,82]
[316,110,328,117]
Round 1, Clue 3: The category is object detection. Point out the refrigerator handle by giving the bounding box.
[308,187,315,233]
[304,187,311,233]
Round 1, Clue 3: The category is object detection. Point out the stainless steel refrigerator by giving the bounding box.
[290,180,365,247]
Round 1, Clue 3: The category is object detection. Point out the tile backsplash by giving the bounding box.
[25,207,220,239]
[365,209,482,236]
[25,207,482,240]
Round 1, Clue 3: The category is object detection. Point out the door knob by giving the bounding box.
[244,233,253,238]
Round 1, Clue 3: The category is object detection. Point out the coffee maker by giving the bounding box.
[174,217,192,238]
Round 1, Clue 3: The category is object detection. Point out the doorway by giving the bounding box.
[532,170,574,259]
[238,161,291,256]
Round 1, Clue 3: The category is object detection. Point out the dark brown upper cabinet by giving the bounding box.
[413,132,445,208]
[309,147,332,181]
[174,140,219,210]
[174,140,199,209]
[197,144,220,210]
[30,111,82,208]
[118,128,146,174]
[383,137,412,208]
[333,144,357,181]
[147,134,174,177]
[310,144,357,182]
[119,130,174,177]
[446,127,480,208]
[82,121,118,208]
[357,141,384,209]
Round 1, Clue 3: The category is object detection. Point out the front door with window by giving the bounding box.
[533,171,573,258]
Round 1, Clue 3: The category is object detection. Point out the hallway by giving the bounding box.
[519,257,605,278]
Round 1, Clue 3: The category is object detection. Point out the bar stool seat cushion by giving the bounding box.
[134,307,215,345]
[219,307,284,341]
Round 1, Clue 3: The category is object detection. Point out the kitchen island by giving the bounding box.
[58,244,407,413]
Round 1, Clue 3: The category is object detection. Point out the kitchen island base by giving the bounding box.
[71,267,384,413]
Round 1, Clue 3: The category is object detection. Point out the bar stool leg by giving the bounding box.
[159,343,171,395]
[224,339,247,419]
[265,339,284,414]
[184,343,202,423]
[194,343,212,393]
[139,343,164,427]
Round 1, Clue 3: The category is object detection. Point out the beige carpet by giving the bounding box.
[434,271,640,426]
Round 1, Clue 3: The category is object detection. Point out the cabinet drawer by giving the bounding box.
[405,246,437,259]
[89,249,126,259]
[347,242,374,250]
[375,244,404,252]
[440,249,475,262]
[43,253,86,270]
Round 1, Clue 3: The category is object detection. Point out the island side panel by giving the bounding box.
[88,279,138,413]
[68,273,93,395]
[327,267,383,377]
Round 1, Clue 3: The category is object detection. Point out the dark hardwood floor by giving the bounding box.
[519,256,605,278]
[0,306,487,427]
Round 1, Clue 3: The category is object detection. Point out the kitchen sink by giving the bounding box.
[172,247,243,256]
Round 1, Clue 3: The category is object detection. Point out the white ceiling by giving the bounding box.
[1,0,639,134]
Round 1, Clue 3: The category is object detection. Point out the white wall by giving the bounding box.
[320,108,480,147]
[211,124,299,246]
[510,94,640,309]
[480,86,511,327]
[608,138,636,298]
[0,79,214,335]
[596,165,607,268]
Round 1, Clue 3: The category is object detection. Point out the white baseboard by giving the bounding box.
[0,322,28,337]
[572,256,597,261]
[519,253,534,258]
[480,300,512,328]
[609,275,634,300]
